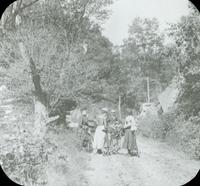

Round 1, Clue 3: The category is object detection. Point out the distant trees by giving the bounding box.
[118,17,175,109]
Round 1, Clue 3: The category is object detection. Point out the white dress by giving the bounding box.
[92,114,106,151]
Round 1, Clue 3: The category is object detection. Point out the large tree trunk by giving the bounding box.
[19,42,51,139]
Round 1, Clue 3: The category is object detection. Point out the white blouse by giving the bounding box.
[124,115,137,131]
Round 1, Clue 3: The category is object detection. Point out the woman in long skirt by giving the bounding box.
[122,109,139,156]
[92,109,107,154]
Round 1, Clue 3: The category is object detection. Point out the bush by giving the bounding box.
[165,115,200,160]
[0,117,89,186]
[178,66,200,119]
[138,112,165,139]
[138,109,200,159]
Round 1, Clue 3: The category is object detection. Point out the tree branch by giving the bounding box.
[17,0,23,11]
[20,0,40,11]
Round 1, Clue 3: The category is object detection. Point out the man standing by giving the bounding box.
[110,110,118,123]
[80,110,89,149]
[81,110,89,126]
[109,110,122,154]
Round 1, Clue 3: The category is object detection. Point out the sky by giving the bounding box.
[102,0,191,45]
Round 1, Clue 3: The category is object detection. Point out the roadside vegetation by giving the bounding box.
[0,1,199,185]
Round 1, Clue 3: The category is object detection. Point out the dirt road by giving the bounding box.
[85,136,200,186]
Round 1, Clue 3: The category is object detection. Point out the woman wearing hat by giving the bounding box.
[92,108,108,154]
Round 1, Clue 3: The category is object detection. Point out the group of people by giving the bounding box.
[78,107,139,157]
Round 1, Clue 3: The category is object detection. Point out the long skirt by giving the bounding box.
[122,129,138,152]
[93,125,106,151]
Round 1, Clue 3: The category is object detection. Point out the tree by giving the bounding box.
[119,17,166,108]
[168,5,200,118]
[0,0,114,138]
[0,0,41,31]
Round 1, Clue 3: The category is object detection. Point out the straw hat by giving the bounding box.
[101,107,108,112]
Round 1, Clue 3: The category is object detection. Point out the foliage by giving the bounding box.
[0,111,89,186]
[0,1,115,183]
[138,113,165,139]
[119,17,175,109]
[165,115,200,160]
[138,105,200,159]
[168,5,200,119]
[1,0,200,169]
[0,0,117,110]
